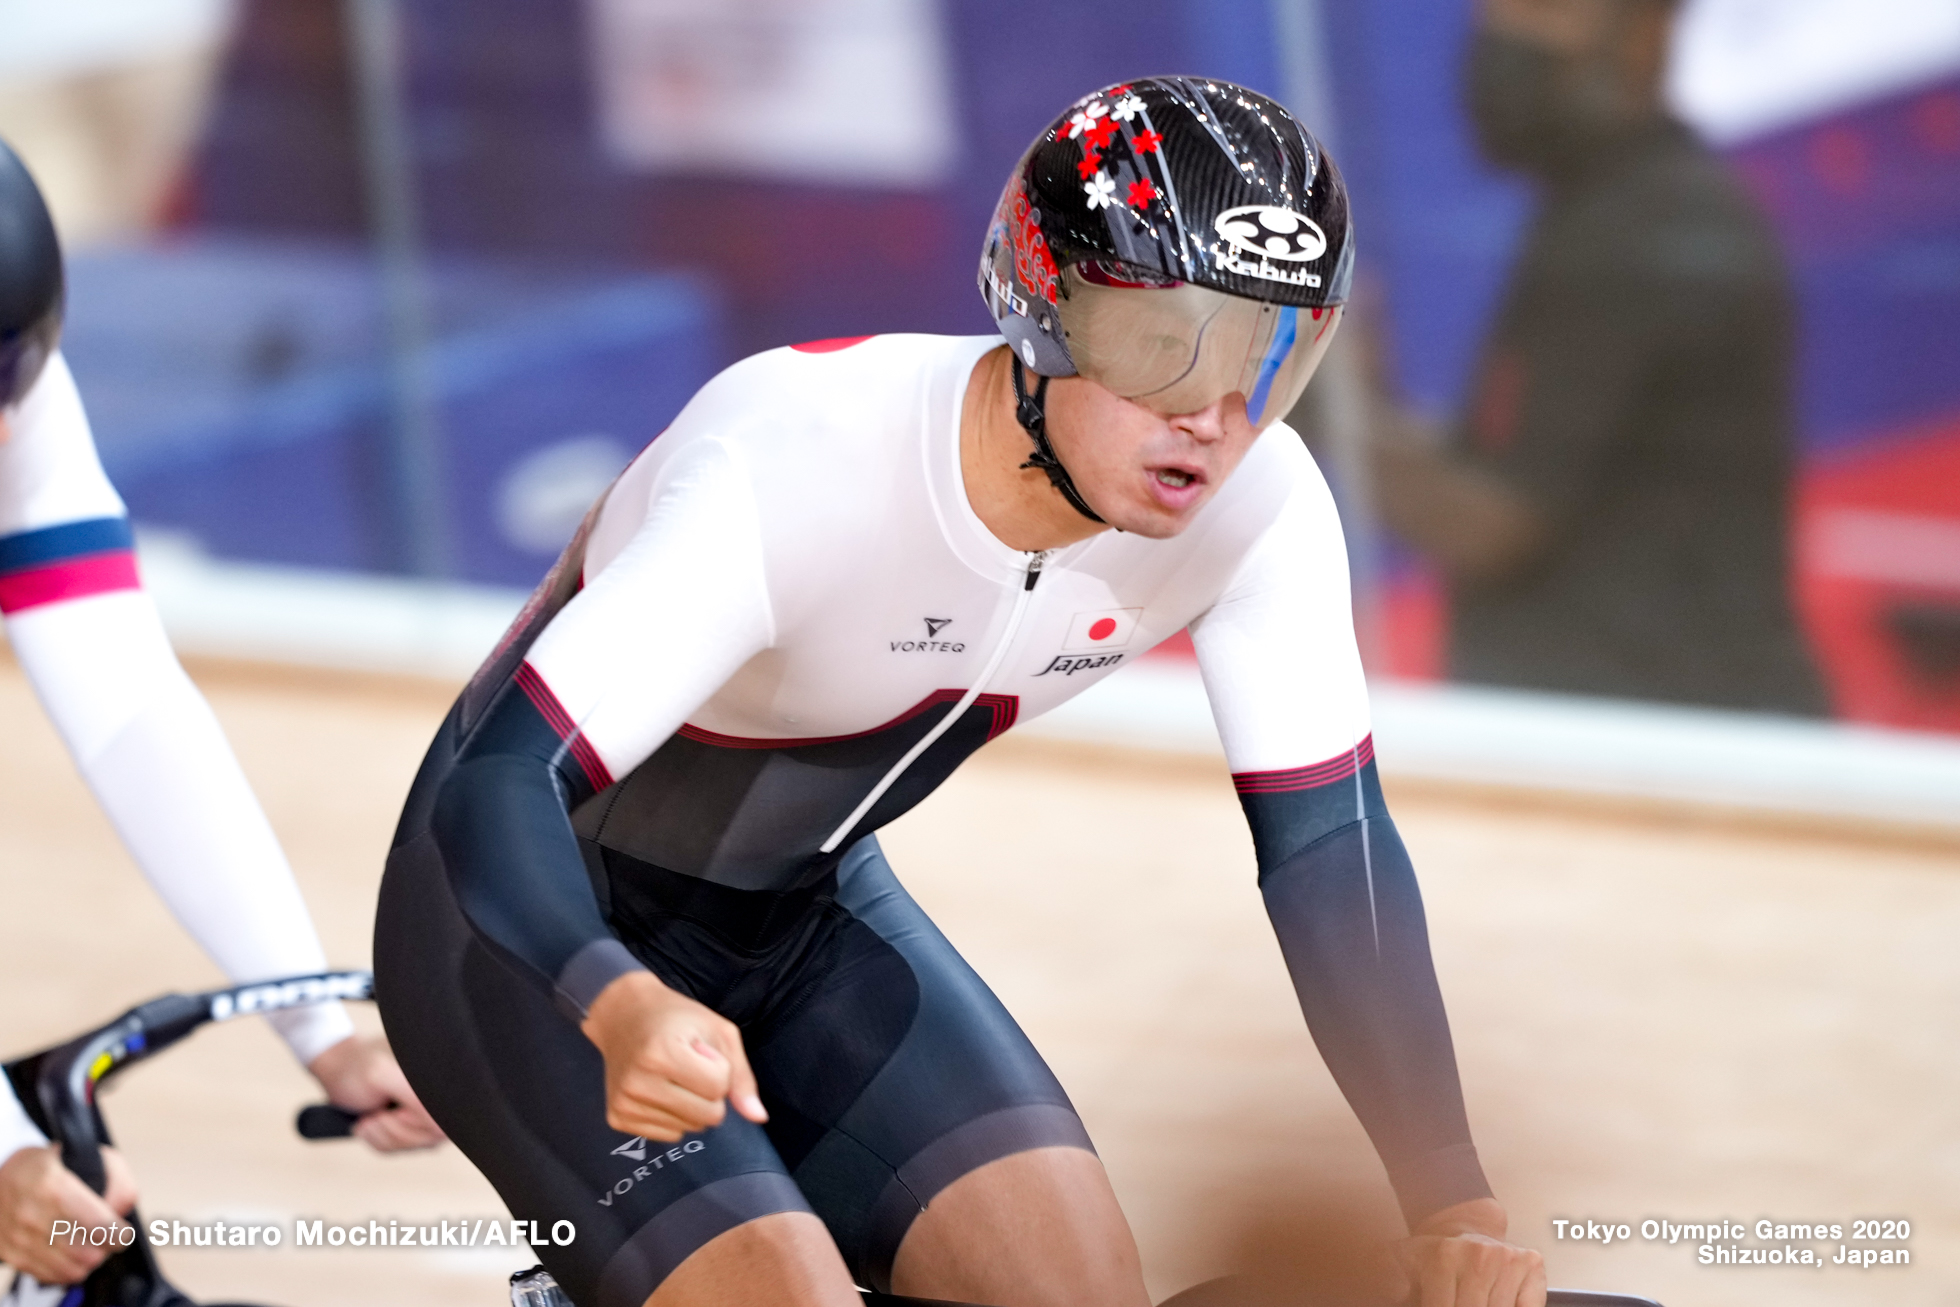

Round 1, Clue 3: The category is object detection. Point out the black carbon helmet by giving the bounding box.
[980,77,1353,385]
[0,138,63,409]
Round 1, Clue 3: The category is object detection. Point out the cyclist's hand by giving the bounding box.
[582,970,767,1142]
[307,1034,446,1152]
[0,1144,137,1284]
[1390,1198,1546,1307]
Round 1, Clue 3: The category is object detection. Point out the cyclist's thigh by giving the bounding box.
[891,1146,1148,1307]
[757,834,1097,1293]
[374,832,813,1307]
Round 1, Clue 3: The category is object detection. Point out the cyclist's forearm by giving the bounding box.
[430,732,647,1023]
[1241,763,1493,1228]
[1260,813,1492,1226]
[8,593,352,1064]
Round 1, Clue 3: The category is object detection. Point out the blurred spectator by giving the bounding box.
[1365,0,1828,714]
[0,0,234,246]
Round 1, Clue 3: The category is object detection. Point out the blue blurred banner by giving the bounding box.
[65,240,719,587]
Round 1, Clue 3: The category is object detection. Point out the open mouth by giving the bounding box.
[1154,468,1197,489]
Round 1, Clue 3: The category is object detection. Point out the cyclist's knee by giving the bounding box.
[647,1211,857,1307]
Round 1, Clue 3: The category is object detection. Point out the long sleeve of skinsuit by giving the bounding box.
[1190,455,1494,1230]
[0,355,353,1159]
[424,436,776,1019]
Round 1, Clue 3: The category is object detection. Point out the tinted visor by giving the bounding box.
[1057,264,1342,429]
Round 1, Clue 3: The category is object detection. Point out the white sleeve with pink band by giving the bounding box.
[0,357,353,1158]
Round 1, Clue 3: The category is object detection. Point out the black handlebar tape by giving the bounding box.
[47,1036,118,1195]
[128,993,211,1046]
[58,1127,107,1196]
[296,1104,363,1139]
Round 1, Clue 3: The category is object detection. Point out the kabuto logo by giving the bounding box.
[891,617,963,653]
[1214,206,1327,262]
[1212,205,1327,290]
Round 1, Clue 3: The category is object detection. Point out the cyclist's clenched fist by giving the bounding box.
[580,972,768,1143]
[1390,1197,1547,1307]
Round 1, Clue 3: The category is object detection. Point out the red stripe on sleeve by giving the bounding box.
[1231,734,1375,795]
[514,661,616,791]
[791,335,874,353]
[0,552,142,615]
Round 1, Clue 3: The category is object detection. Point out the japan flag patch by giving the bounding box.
[1062,608,1142,652]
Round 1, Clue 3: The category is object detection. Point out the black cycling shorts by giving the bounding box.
[374,833,1092,1306]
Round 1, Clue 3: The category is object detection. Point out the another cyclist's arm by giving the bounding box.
[428,436,775,1137]
[0,358,437,1150]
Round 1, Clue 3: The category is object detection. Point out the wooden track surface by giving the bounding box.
[2,658,1953,1307]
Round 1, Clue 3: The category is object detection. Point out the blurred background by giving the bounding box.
[2,0,1956,732]
[3,4,1959,1306]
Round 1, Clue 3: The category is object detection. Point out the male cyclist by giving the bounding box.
[377,80,1546,1307]
[0,140,442,1289]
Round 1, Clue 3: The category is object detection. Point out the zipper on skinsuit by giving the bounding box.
[817,551,1049,853]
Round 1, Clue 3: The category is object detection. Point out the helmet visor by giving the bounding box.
[1057,265,1342,429]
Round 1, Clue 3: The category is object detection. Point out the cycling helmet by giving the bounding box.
[979,78,1352,522]
[0,138,63,411]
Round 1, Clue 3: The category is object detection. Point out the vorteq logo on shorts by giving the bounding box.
[596,1136,705,1206]
[1036,608,1141,676]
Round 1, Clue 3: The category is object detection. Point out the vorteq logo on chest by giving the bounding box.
[891,616,965,654]
[1036,608,1142,676]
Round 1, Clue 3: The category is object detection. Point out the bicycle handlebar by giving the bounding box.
[1,971,374,1194]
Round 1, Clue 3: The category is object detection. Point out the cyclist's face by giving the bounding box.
[1043,373,1262,539]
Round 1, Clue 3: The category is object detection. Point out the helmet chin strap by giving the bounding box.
[1011,356,1107,527]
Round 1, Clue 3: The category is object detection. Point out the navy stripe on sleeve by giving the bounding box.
[0,517,134,570]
